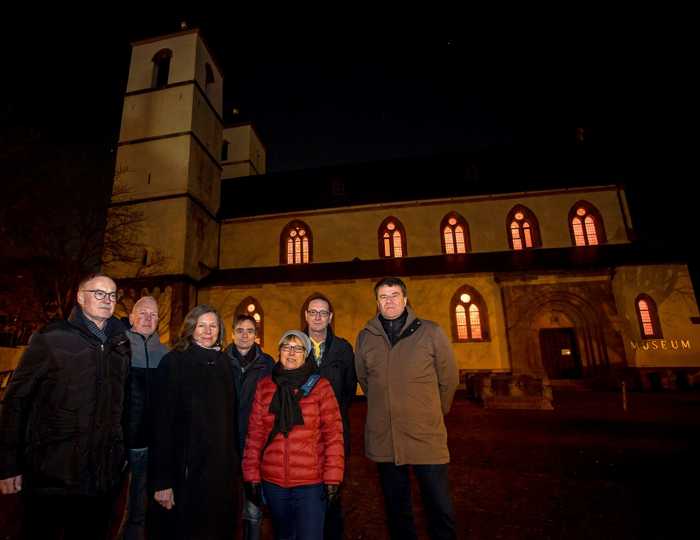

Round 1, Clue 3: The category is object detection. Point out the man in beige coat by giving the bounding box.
[355,277,459,540]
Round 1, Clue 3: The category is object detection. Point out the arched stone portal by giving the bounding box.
[502,280,627,382]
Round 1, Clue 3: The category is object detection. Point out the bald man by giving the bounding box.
[0,273,131,539]
[124,296,169,540]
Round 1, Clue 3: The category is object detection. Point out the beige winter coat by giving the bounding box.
[355,307,459,465]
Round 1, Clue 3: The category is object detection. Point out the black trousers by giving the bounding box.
[324,491,343,539]
[22,492,114,540]
[377,463,456,540]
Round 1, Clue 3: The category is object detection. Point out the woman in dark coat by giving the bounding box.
[151,304,240,540]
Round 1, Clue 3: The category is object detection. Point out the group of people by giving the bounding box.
[0,274,460,540]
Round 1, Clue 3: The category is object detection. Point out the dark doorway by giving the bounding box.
[539,328,582,379]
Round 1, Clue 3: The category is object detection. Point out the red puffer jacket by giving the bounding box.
[242,375,344,487]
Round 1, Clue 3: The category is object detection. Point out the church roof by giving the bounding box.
[219,144,626,220]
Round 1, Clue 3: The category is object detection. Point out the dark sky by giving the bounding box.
[2,15,693,269]
[1,16,651,173]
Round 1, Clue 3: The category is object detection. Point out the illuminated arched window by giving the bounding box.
[280,220,312,265]
[377,217,407,258]
[635,294,662,339]
[440,212,470,254]
[450,285,489,342]
[235,297,264,346]
[378,217,407,258]
[569,201,606,246]
[152,49,172,89]
[506,205,541,250]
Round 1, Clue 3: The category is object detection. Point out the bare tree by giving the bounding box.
[1,139,159,330]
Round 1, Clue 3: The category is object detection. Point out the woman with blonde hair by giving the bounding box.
[151,304,239,540]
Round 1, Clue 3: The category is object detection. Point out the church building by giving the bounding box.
[104,28,700,408]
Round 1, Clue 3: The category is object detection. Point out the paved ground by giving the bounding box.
[2,389,699,539]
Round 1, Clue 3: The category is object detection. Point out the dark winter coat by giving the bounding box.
[125,329,169,449]
[151,345,240,540]
[224,343,274,453]
[310,327,357,458]
[242,375,344,488]
[0,307,130,496]
[355,306,459,465]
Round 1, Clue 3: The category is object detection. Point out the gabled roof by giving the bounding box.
[219,144,626,220]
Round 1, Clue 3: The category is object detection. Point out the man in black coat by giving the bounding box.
[225,313,274,540]
[0,273,131,540]
[304,293,357,540]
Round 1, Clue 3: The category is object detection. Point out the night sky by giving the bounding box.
[1,16,692,272]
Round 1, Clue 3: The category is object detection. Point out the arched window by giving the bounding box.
[569,201,606,246]
[506,205,541,250]
[236,297,264,346]
[635,294,662,339]
[450,285,490,342]
[378,217,407,258]
[152,48,172,89]
[280,220,312,264]
[440,212,470,254]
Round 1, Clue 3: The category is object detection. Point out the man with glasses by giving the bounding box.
[0,273,131,539]
[303,293,357,540]
[225,314,273,540]
[355,277,459,540]
[124,296,169,540]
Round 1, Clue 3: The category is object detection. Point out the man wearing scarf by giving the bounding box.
[355,277,459,540]
[0,273,131,539]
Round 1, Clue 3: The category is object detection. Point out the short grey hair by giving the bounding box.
[278,330,312,354]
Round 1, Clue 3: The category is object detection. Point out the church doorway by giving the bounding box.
[539,328,582,379]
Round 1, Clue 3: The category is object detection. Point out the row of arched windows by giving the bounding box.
[280,201,607,264]
[233,291,663,346]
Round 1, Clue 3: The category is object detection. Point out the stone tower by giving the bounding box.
[104,28,224,337]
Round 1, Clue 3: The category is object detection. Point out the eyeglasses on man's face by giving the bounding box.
[82,289,118,302]
[307,309,330,319]
[280,345,306,354]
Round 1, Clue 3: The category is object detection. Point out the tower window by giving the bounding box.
[221,140,229,161]
[152,49,173,89]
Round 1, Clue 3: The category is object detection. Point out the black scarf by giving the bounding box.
[268,359,316,438]
[379,309,408,346]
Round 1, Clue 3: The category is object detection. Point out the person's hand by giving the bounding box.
[244,482,263,507]
[154,488,175,510]
[325,483,341,505]
[0,475,22,495]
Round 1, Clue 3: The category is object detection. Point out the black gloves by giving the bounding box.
[244,482,263,507]
[325,483,341,505]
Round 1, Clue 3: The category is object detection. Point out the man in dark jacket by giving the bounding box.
[124,296,169,540]
[0,273,131,540]
[225,313,274,540]
[304,292,357,540]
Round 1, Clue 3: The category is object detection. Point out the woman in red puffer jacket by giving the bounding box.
[242,330,344,540]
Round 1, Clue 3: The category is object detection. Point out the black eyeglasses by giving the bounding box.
[307,309,330,319]
[82,289,118,302]
[280,345,306,354]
